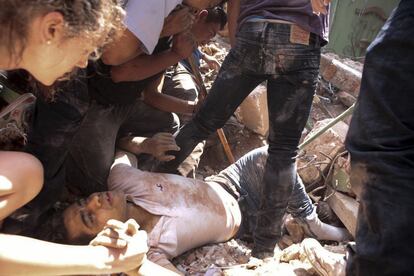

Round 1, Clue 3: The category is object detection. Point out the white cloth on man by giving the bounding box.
[108,164,241,267]
[124,0,182,54]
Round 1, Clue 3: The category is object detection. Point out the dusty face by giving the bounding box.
[192,20,221,45]
[183,0,223,10]
[63,191,128,242]
[19,12,96,86]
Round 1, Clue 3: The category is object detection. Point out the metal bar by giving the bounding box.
[299,103,355,150]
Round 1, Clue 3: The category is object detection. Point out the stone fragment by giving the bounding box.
[235,84,269,136]
[320,54,362,97]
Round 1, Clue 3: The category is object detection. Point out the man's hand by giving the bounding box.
[161,7,195,37]
[172,31,196,60]
[311,0,331,15]
[90,219,148,273]
[142,133,180,161]
[202,54,221,71]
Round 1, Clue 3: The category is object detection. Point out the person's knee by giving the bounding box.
[22,153,43,195]
[0,152,43,200]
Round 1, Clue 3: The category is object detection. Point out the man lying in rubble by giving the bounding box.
[59,147,350,273]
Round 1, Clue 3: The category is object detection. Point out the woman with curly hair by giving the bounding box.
[0,1,149,275]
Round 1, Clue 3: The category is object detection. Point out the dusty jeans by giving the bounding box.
[156,21,321,251]
[207,146,314,240]
[345,1,414,275]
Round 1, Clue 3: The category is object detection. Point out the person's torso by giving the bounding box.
[108,164,241,259]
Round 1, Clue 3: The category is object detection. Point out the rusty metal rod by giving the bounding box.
[299,103,355,150]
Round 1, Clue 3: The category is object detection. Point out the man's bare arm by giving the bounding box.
[101,28,144,66]
[0,230,147,276]
[135,260,183,276]
[110,32,195,82]
[143,75,196,114]
[311,0,331,15]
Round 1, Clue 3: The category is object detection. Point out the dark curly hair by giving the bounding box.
[0,0,125,65]
[206,6,228,30]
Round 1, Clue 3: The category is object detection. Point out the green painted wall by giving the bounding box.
[327,0,399,59]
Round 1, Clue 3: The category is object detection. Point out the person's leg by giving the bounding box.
[163,63,198,101]
[253,23,321,256]
[155,23,268,173]
[345,2,414,275]
[25,74,90,217]
[0,152,43,226]
[215,146,349,242]
[65,101,134,196]
[163,65,203,177]
[288,174,351,242]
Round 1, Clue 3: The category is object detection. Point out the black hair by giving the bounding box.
[31,203,70,243]
[206,6,228,30]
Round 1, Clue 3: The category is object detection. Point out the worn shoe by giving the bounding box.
[301,238,346,276]
[295,209,352,242]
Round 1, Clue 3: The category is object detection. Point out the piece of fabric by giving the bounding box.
[108,163,241,260]
[124,0,181,54]
[238,0,329,44]
[345,1,414,275]
[155,21,321,252]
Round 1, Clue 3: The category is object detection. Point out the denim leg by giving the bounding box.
[254,44,320,251]
[155,39,265,173]
[345,2,414,275]
[210,145,313,240]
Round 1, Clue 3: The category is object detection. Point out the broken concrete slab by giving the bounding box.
[336,91,357,107]
[235,84,269,136]
[320,54,362,98]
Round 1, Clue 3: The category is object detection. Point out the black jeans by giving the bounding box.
[156,22,321,251]
[345,1,414,275]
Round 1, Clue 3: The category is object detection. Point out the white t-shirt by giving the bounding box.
[108,164,241,268]
[124,0,182,54]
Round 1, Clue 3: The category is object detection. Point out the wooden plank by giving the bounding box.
[327,191,359,237]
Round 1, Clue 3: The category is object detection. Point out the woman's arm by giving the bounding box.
[0,224,147,275]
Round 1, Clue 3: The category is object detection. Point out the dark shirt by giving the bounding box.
[88,37,171,105]
[238,0,329,44]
